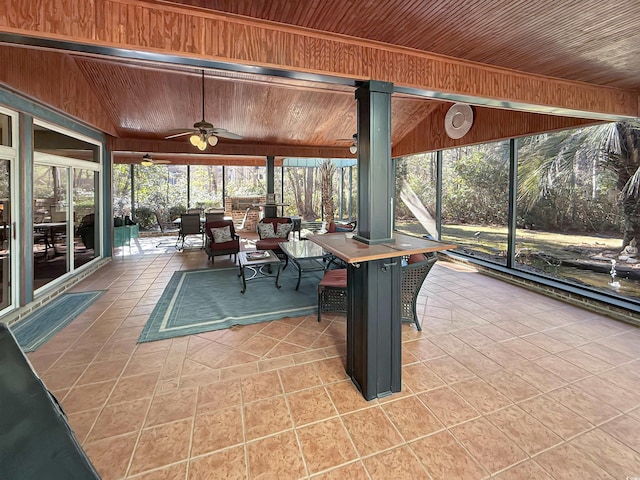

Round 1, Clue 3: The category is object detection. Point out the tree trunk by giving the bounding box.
[303,167,315,220]
[621,195,640,248]
[319,160,335,223]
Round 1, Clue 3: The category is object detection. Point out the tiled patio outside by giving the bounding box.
[25,234,640,479]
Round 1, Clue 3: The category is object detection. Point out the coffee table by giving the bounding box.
[280,241,327,290]
[237,250,282,294]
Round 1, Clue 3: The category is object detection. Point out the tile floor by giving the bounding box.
[26,235,640,479]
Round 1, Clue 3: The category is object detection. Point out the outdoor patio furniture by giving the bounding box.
[176,213,203,250]
[256,217,293,267]
[328,220,357,233]
[401,252,438,331]
[204,220,240,263]
[317,268,347,322]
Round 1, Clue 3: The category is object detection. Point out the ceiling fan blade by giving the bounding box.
[165,131,193,139]
[212,128,242,140]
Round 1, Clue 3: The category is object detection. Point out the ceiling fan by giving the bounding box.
[337,133,358,154]
[140,154,170,166]
[164,70,242,151]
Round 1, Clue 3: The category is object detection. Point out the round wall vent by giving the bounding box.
[444,103,474,139]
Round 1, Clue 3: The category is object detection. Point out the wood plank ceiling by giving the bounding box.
[2,0,640,165]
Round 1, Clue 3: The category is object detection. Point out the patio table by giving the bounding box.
[280,241,327,290]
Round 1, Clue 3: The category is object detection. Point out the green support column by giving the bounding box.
[265,156,276,218]
[348,80,401,400]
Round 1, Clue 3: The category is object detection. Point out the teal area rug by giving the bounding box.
[138,266,323,343]
[11,291,105,352]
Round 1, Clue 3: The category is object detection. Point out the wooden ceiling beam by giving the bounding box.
[1,0,637,119]
[108,136,354,159]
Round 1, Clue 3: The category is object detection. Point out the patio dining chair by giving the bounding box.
[175,213,203,250]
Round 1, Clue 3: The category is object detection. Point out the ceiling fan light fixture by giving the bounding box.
[207,134,218,147]
[349,133,358,154]
[196,139,207,151]
[141,154,154,166]
[189,134,201,146]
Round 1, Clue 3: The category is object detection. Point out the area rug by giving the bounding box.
[138,266,323,343]
[11,291,105,352]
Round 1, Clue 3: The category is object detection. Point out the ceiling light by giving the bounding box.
[196,139,207,151]
[141,154,154,166]
[189,134,200,146]
[207,135,218,147]
[349,133,358,154]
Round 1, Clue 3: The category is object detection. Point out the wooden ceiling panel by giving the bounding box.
[167,0,640,91]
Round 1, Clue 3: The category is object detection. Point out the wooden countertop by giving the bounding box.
[307,232,456,264]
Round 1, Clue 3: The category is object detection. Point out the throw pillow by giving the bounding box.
[210,225,232,243]
[275,222,293,238]
[257,222,277,238]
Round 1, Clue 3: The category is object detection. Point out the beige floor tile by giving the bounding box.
[310,461,369,479]
[326,380,378,415]
[192,405,244,456]
[402,362,445,393]
[487,405,562,455]
[519,395,593,440]
[600,414,640,453]
[246,431,307,480]
[145,387,197,426]
[424,355,476,384]
[363,445,430,479]
[450,377,512,415]
[108,372,159,405]
[297,417,358,474]
[493,460,553,479]
[62,379,117,414]
[571,428,640,480]
[314,357,349,384]
[243,395,293,441]
[83,432,138,480]
[127,462,187,480]
[556,348,614,373]
[410,430,489,480]
[88,397,151,442]
[451,417,528,474]
[189,446,247,480]
[128,418,192,475]
[480,369,541,403]
[419,386,480,427]
[341,406,404,456]
[534,443,614,480]
[287,386,338,426]
[197,378,242,410]
[509,361,566,392]
[240,370,283,403]
[531,354,591,382]
[547,385,620,425]
[278,363,324,395]
[573,375,640,412]
[381,395,443,441]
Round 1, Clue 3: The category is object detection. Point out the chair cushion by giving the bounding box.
[257,222,277,238]
[275,223,292,238]
[319,269,347,288]
[210,225,232,243]
[407,253,425,264]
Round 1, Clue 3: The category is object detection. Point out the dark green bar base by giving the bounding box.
[346,260,402,400]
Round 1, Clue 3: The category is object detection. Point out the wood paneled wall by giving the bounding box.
[0,47,117,135]
[393,104,599,157]
[1,0,637,118]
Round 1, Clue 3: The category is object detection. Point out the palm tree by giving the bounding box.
[518,121,640,247]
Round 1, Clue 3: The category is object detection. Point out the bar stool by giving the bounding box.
[317,269,347,322]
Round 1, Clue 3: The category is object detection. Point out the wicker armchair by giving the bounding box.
[401,252,438,331]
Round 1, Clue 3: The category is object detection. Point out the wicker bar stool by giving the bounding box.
[401,252,438,331]
[317,269,347,322]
